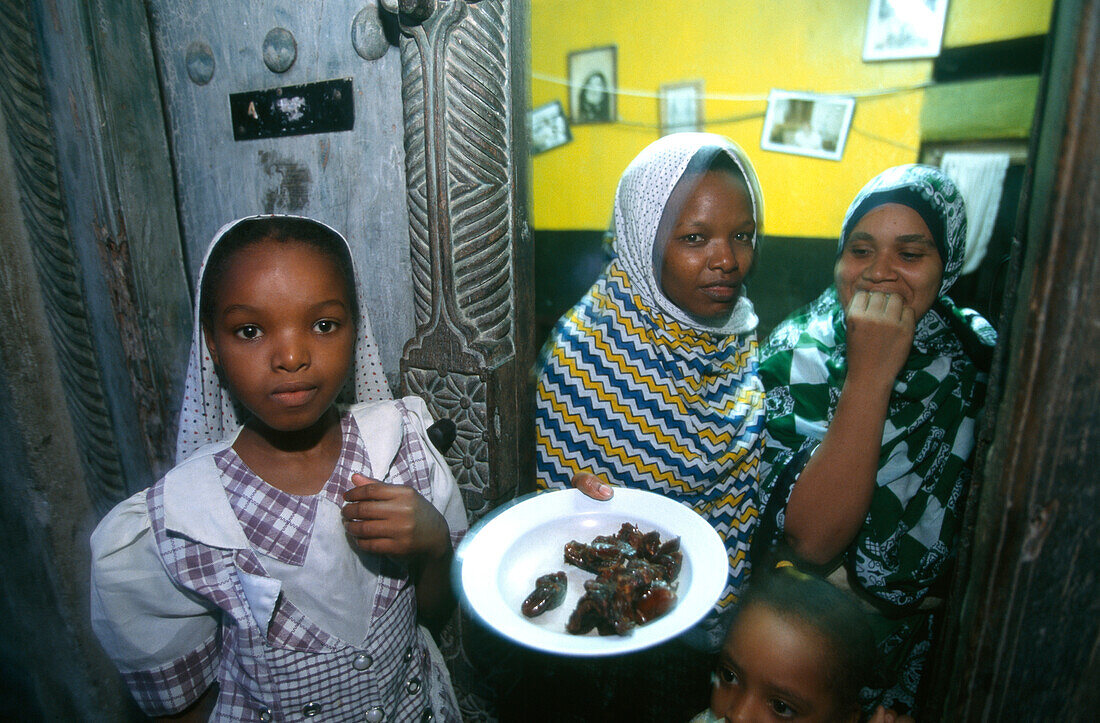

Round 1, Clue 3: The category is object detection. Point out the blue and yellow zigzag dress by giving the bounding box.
[535,260,765,611]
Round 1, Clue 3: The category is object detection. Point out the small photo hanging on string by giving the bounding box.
[659,81,704,136]
[863,0,950,61]
[568,46,616,124]
[760,90,855,162]
[530,100,572,155]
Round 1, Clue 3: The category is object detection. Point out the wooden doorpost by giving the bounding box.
[396,0,534,523]
[395,1,533,717]
[928,0,1100,717]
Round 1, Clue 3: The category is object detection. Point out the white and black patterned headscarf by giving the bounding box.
[613,132,764,335]
[175,215,392,461]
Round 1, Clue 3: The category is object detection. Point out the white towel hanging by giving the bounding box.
[941,151,1011,275]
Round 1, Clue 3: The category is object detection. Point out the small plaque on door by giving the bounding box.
[230,77,354,141]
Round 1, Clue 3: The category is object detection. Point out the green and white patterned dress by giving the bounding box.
[756,165,997,712]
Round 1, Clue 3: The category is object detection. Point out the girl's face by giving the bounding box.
[203,239,355,434]
[835,203,943,321]
[660,170,755,320]
[710,604,858,723]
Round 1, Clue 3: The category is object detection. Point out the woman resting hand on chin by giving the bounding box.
[755,165,997,716]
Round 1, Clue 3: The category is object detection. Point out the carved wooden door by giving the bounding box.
[145,0,415,390]
[1,0,530,717]
[925,0,1100,717]
[392,1,534,717]
[393,0,534,521]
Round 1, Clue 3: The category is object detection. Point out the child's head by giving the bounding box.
[199,216,359,433]
[708,566,875,722]
[200,217,359,331]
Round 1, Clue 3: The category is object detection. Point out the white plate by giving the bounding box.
[456,487,727,656]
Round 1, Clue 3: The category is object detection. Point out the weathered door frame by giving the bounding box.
[926,0,1100,716]
[2,0,1096,718]
[392,0,535,523]
[389,1,533,715]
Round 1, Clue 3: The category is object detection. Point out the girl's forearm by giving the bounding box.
[783,378,892,565]
[414,544,456,634]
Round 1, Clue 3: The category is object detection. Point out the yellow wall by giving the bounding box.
[945,0,1053,46]
[530,0,1053,237]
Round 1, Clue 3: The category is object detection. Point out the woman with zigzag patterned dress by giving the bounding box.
[535,132,768,654]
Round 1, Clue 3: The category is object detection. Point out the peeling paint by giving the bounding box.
[93,213,172,474]
[259,150,312,213]
[1021,498,1060,562]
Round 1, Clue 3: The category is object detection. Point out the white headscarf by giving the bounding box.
[612,132,764,335]
[175,214,392,462]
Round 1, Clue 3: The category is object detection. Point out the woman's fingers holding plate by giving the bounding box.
[572,472,614,501]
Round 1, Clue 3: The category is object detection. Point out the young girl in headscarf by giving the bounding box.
[90,216,467,721]
[535,132,767,650]
[756,165,997,714]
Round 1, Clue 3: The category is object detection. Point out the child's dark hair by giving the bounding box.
[736,565,877,710]
[199,217,359,330]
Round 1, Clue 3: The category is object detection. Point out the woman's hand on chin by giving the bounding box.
[844,289,915,387]
[572,472,614,501]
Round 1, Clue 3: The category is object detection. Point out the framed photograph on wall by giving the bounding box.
[863,0,950,61]
[659,81,704,136]
[529,100,572,154]
[568,45,616,124]
[760,90,856,162]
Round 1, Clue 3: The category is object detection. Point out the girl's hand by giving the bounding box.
[572,472,613,501]
[844,290,915,387]
[341,473,450,560]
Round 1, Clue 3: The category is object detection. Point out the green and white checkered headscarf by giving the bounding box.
[839,163,968,298]
[759,164,997,605]
[756,164,997,709]
[757,165,998,708]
